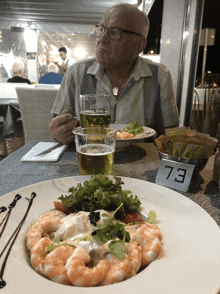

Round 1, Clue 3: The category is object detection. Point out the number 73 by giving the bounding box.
[165,165,187,183]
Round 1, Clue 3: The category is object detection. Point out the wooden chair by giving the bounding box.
[15,87,58,144]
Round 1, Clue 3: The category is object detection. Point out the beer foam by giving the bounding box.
[78,144,114,156]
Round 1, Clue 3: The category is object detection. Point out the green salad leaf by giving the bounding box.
[45,244,57,255]
[93,204,130,259]
[123,121,144,136]
[58,175,141,220]
[109,240,126,260]
[94,203,130,243]
[147,210,157,224]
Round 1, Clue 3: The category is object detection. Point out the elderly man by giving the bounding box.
[7,60,32,84]
[50,3,179,144]
[38,64,63,84]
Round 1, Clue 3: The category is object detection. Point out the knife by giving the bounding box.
[34,143,63,157]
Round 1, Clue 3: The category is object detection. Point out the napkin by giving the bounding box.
[21,142,68,162]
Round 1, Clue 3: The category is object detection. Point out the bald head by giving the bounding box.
[104,4,150,38]
[48,64,58,73]
[96,3,149,71]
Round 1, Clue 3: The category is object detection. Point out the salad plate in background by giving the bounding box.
[0,176,220,294]
[110,124,156,151]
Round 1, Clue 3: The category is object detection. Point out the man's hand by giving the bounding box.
[49,110,79,145]
[53,62,66,73]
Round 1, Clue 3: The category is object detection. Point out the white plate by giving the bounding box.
[110,124,156,151]
[0,176,220,294]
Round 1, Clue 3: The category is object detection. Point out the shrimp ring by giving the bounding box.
[26,214,62,251]
[31,237,53,275]
[65,246,111,287]
[126,222,162,267]
[39,210,66,220]
[136,222,162,240]
[100,255,131,286]
[141,237,162,266]
[126,242,142,278]
[44,245,75,285]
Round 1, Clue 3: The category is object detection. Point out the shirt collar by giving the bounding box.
[87,60,104,80]
[87,56,153,82]
[64,58,68,64]
[131,56,153,81]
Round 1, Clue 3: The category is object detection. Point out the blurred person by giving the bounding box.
[38,63,63,84]
[54,47,75,76]
[7,60,32,84]
[50,4,179,145]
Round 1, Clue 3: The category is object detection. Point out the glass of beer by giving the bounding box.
[80,94,111,128]
[74,127,116,175]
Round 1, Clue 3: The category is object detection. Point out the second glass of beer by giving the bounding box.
[74,127,116,175]
[80,94,111,128]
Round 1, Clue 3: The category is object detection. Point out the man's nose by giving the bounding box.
[99,29,110,42]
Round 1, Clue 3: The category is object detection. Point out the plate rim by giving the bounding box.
[110,124,156,141]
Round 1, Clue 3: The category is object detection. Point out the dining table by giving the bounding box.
[0,140,220,226]
[0,139,220,294]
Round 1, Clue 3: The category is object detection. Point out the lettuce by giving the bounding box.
[58,175,141,220]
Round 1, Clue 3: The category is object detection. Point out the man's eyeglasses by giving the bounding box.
[94,24,143,41]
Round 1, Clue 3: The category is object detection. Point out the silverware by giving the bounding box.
[34,143,63,157]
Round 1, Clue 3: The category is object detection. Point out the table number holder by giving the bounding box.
[155,159,195,192]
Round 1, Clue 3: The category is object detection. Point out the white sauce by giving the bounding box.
[54,210,111,254]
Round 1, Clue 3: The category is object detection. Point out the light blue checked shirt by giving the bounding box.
[52,56,179,136]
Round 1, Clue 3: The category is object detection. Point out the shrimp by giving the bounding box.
[126,242,142,278]
[141,237,162,266]
[127,223,162,267]
[126,222,162,244]
[100,242,141,285]
[136,222,162,241]
[116,132,134,139]
[30,237,53,275]
[120,132,134,139]
[39,210,66,220]
[90,241,110,266]
[65,246,111,287]
[44,245,75,285]
[26,214,62,251]
[100,254,131,286]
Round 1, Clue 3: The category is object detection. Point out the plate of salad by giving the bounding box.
[110,122,156,151]
[0,175,220,294]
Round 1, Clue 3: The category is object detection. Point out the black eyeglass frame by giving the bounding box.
[94,24,143,41]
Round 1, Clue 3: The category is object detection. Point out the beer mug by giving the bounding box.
[74,127,116,175]
[80,94,111,128]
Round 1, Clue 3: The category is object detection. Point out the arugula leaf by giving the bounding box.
[147,210,157,224]
[92,204,130,259]
[113,222,130,242]
[96,203,123,231]
[109,240,126,260]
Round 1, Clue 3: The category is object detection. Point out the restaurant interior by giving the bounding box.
[0,1,220,293]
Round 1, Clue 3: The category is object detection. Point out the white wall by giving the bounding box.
[160,0,204,126]
[160,0,186,99]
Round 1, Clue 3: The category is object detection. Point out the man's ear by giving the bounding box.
[133,38,147,58]
[139,38,147,54]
